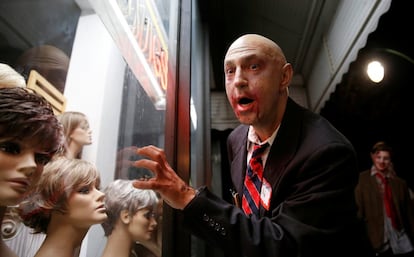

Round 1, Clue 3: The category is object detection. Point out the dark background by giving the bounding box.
[320,0,414,188]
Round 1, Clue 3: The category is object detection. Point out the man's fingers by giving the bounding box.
[133,159,159,173]
[136,145,168,164]
[134,146,173,177]
[132,179,157,190]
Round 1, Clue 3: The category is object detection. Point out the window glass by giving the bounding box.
[91,2,179,257]
[90,0,179,180]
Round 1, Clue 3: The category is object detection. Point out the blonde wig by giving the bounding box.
[0,63,25,88]
[19,157,101,233]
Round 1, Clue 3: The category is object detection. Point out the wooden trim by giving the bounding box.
[26,70,66,115]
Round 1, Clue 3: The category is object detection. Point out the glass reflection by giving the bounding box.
[93,1,178,257]
[90,0,177,110]
[115,66,165,181]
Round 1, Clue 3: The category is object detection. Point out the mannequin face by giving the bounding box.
[60,182,107,228]
[70,121,92,146]
[0,139,48,206]
[371,150,391,173]
[127,208,158,242]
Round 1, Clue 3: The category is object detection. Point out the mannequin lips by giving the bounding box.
[7,177,30,193]
[96,204,106,212]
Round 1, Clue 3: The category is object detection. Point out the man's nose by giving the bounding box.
[233,68,248,88]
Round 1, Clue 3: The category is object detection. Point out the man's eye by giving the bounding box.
[0,142,21,155]
[225,68,234,74]
[35,153,52,165]
[250,64,259,70]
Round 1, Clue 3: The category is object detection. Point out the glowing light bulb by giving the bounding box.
[367,61,384,83]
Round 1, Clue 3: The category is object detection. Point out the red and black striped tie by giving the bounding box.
[242,143,269,216]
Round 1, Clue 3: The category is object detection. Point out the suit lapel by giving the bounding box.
[230,126,249,196]
[260,98,304,215]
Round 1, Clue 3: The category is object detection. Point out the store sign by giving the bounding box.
[122,0,169,91]
[90,0,170,109]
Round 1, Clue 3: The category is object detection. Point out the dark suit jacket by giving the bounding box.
[182,98,373,257]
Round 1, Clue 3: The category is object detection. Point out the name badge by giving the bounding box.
[260,178,272,210]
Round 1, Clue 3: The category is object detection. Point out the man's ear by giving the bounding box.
[120,209,131,224]
[280,63,293,92]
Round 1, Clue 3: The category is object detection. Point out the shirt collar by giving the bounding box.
[247,124,280,149]
[370,165,392,178]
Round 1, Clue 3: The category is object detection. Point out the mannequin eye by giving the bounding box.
[0,141,21,155]
[78,186,91,194]
[35,153,52,165]
[143,211,156,219]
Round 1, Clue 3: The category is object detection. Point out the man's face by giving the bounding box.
[224,35,288,129]
[371,150,391,173]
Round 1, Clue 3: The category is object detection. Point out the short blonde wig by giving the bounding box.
[19,157,101,233]
[0,63,26,88]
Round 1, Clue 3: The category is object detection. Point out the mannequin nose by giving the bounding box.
[150,217,158,227]
[96,189,105,200]
[18,152,38,177]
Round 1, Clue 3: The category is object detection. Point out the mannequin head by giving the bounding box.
[102,179,158,242]
[19,157,106,233]
[57,111,92,159]
[0,87,63,207]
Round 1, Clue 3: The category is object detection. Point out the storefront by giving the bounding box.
[0,1,393,256]
[68,0,199,256]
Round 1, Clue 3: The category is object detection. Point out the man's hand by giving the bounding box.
[132,145,196,210]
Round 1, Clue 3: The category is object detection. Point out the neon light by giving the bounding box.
[130,0,169,92]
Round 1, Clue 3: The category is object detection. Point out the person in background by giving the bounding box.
[101,179,160,257]
[131,34,373,257]
[0,63,26,88]
[18,157,107,257]
[355,141,414,257]
[57,111,92,159]
[0,87,63,257]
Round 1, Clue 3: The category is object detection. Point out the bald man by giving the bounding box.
[132,34,374,257]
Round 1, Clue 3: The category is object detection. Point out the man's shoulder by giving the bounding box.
[359,170,372,178]
[286,98,352,148]
[228,124,248,140]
